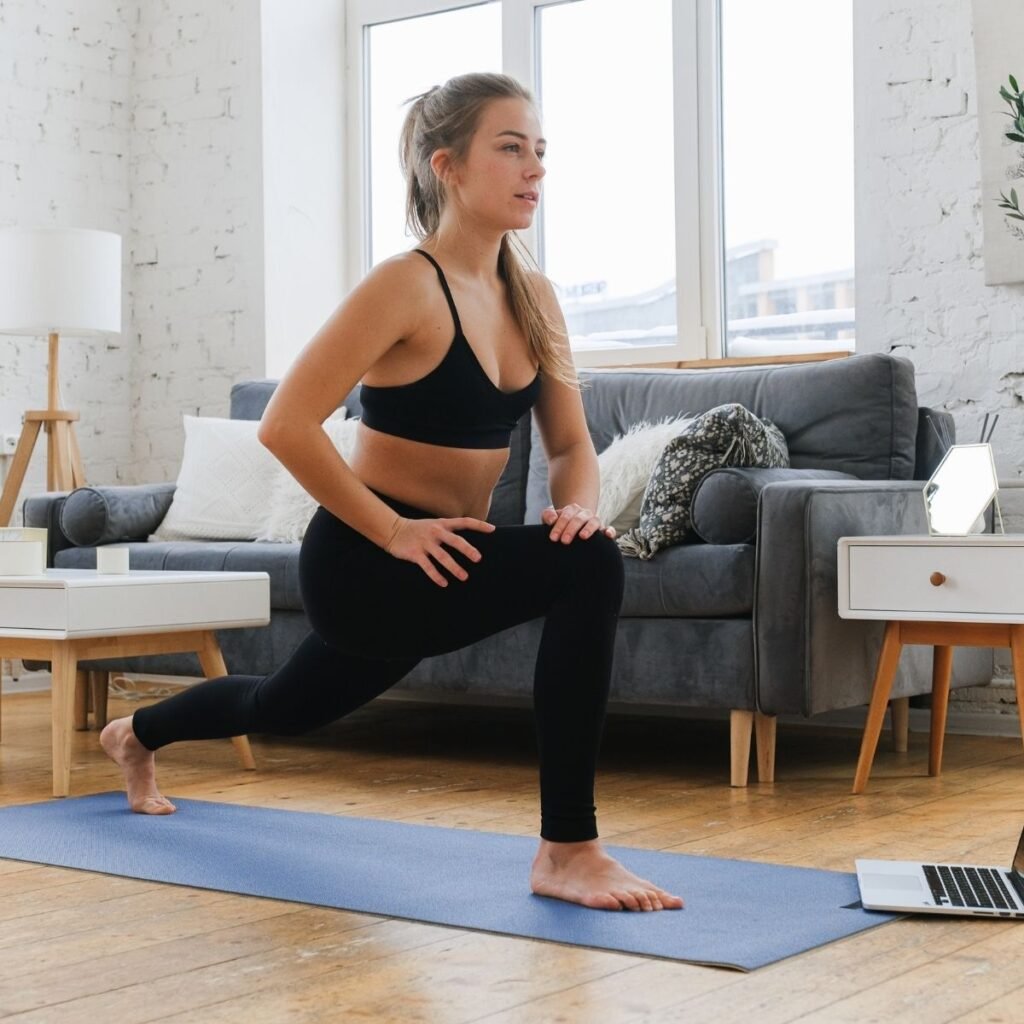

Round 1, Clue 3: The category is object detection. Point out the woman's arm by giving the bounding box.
[256,256,429,547]
[529,272,600,511]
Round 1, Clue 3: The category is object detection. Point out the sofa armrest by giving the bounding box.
[754,479,992,717]
[915,406,955,480]
[59,483,177,547]
[22,491,75,567]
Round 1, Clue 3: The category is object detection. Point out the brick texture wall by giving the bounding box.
[0,0,135,515]
[129,0,264,483]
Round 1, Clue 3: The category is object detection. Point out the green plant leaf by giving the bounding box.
[1002,86,1015,104]
[1010,74,1019,92]
[1007,132,1024,142]
[1013,187,1020,206]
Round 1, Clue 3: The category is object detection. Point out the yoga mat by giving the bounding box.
[0,793,899,971]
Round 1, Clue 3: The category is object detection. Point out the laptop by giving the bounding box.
[856,826,1024,917]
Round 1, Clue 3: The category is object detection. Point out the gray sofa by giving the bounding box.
[23,353,992,784]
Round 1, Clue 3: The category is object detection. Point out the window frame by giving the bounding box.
[344,0,726,365]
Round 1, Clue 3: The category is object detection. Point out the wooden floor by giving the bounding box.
[1,689,1024,1023]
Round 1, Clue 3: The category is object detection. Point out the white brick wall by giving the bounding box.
[0,0,135,519]
[129,0,264,484]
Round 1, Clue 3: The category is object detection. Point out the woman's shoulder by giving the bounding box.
[358,249,437,304]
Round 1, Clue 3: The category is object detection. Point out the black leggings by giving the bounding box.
[131,488,626,842]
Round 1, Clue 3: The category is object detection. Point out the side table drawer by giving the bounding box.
[848,543,1024,618]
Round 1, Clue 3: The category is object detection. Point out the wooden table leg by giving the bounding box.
[74,669,89,730]
[890,696,909,753]
[853,621,903,794]
[196,632,256,771]
[1010,626,1024,757]
[929,645,954,776]
[52,644,78,797]
[89,670,109,730]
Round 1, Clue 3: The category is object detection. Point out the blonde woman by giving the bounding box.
[102,72,683,913]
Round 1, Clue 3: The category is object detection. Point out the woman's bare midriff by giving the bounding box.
[347,423,511,522]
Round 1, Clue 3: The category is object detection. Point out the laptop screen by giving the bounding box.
[1013,826,1024,878]
[1007,826,1024,907]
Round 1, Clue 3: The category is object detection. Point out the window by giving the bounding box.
[346,0,856,365]
[721,0,855,358]
[366,4,501,266]
[537,0,677,359]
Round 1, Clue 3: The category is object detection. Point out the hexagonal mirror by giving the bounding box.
[923,443,1001,536]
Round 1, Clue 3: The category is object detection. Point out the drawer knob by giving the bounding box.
[930,571,946,587]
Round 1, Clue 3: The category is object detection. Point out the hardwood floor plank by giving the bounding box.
[142,931,642,1024]
[1,691,1022,1023]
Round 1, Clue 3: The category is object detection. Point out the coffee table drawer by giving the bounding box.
[847,543,1024,618]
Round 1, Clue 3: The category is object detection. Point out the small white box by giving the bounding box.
[0,540,45,575]
[96,545,130,574]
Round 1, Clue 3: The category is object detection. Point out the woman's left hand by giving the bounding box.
[541,503,616,543]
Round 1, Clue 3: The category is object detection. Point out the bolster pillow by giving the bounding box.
[59,483,178,547]
[691,468,857,545]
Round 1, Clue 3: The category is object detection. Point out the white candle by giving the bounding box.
[96,545,130,574]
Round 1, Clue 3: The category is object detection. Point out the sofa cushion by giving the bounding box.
[527,353,919,522]
[620,541,754,617]
[152,416,284,541]
[55,541,303,612]
[596,414,693,531]
[60,483,177,547]
[691,467,857,545]
[618,404,788,560]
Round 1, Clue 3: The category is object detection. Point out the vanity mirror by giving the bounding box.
[922,442,1003,536]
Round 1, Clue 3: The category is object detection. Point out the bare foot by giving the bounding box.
[99,716,176,815]
[530,838,684,911]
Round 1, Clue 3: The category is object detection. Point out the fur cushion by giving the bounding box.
[596,415,693,531]
[617,404,789,560]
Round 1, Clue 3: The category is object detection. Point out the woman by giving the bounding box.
[101,72,683,913]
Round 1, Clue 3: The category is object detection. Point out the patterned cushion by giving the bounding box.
[617,403,789,560]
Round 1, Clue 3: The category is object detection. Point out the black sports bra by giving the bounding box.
[358,249,542,449]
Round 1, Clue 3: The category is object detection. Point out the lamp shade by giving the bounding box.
[0,226,121,336]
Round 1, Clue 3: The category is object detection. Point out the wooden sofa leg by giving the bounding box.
[890,696,909,753]
[730,710,753,787]
[754,712,776,782]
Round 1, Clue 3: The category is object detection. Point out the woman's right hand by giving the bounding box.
[385,516,496,587]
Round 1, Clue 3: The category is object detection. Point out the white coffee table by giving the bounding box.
[838,535,1024,794]
[0,568,271,797]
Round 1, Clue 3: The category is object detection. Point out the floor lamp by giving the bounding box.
[0,227,122,527]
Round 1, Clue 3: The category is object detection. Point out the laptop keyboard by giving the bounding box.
[923,864,1017,910]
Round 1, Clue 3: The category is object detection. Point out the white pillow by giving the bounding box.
[151,416,286,541]
[256,416,362,542]
[597,415,694,532]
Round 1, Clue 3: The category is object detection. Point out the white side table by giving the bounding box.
[838,535,1024,794]
[0,568,270,797]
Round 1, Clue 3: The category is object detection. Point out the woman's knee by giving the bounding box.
[560,532,625,598]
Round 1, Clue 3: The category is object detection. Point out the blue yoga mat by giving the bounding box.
[0,793,898,971]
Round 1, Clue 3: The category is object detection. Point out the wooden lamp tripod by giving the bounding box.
[0,228,121,528]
